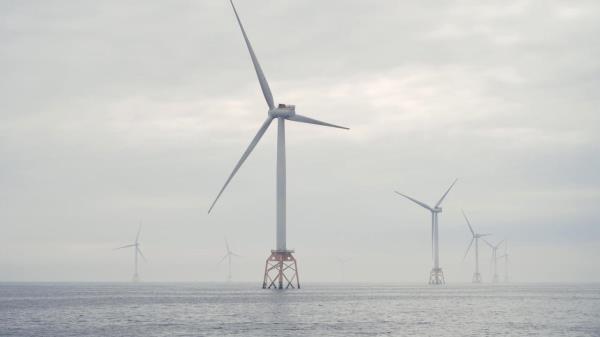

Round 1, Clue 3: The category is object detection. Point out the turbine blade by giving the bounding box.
[431,221,434,260]
[137,247,147,262]
[208,117,273,213]
[114,244,135,250]
[225,237,230,253]
[231,252,242,258]
[135,222,142,243]
[462,210,475,236]
[229,0,275,109]
[495,240,505,249]
[462,237,474,261]
[435,178,458,208]
[394,191,434,211]
[481,238,494,248]
[218,254,228,265]
[287,114,349,130]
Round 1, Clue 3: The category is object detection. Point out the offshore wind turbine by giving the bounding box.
[461,210,490,283]
[219,237,241,282]
[482,238,504,283]
[114,224,146,282]
[336,257,351,282]
[497,239,509,282]
[394,179,458,285]
[208,0,349,290]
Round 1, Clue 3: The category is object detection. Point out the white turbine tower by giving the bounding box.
[482,238,504,283]
[394,179,458,285]
[219,237,241,282]
[461,210,490,283]
[114,224,146,282]
[209,0,349,290]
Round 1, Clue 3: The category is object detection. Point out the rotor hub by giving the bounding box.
[269,104,296,118]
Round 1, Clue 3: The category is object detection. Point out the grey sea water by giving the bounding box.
[0,283,599,337]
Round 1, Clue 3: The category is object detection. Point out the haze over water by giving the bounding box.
[1,283,599,337]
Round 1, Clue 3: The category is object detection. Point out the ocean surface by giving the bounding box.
[0,283,599,337]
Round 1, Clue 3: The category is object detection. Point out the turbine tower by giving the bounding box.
[461,210,490,283]
[394,179,457,285]
[482,238,504,283]
[114,224,146,282]
[219,237,241,282]
[209,0,349,290]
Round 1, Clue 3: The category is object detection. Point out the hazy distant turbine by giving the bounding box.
[208,0,348,290]
[461,210,490,283]
[394,179,458,285]
[336,257,351,282]
[496,239,510,283]
[114,223,146,282]
[482,238,504,283]
[219,237,241,282]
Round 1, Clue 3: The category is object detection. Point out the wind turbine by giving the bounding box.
[208,0,348,290]
[496,239,509,282]
[219,237,241,282]
[114,224,146,282]
[394,179,458,285]
[482,238,504,283]
[461,210,490,283]
[336,257,351,282]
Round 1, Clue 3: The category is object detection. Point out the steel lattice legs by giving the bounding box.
[429,267,445,285]
[262,250,300,289]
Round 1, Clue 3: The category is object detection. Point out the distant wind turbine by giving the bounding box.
[461,210,490,283]
[336,257,351,282]
[114,223,146,282]
[482,238,504,283]
[496,239,509,283]
[219,237,241,282]
[394,179,458,285]
[208,0,349,290]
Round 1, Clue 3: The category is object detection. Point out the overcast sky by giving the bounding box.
[1,0,599,283]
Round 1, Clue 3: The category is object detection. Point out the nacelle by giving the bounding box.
[269,104,296,118]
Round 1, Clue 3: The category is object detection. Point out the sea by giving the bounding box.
[0,283,599,337]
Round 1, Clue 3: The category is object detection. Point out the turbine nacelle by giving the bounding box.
[434,207,442,213]
[269,104,296,118]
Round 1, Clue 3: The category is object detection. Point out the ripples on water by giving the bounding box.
[0,283,599,336]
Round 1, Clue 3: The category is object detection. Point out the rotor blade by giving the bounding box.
[287,114,349,130]
[479,233,492,237]
[394,191,434,211]
[481,238,494,249]
[231,252,242,258]
[229,0,275,110]
[431,221,434,261]
[495,240,505,249]
[462,210,475,236]
[462,237,475,261]
[113,244,135,250]
[135,222,142,243]
[137,247,147,262]
[218,254,228,265]
[208,117,273,213]
[435,178,458,208]
[225,237,230,253]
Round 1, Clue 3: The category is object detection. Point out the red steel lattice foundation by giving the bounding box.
[262,250,300,289]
